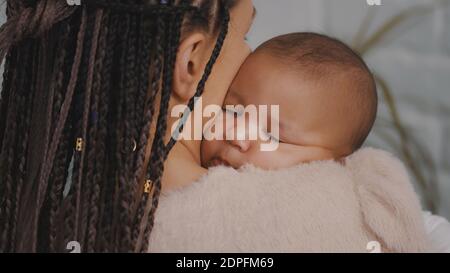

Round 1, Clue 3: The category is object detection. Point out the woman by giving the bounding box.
[0,0,254,252]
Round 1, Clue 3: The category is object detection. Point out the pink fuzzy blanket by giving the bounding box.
[148,148,430,253]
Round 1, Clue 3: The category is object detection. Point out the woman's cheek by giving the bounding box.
[202,31,251,107]
[217,35,251,95]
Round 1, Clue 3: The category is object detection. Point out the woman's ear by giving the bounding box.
[173,32,209,103]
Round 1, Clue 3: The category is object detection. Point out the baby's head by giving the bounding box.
[201,32,378,169]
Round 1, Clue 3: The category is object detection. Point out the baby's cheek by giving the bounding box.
[249,144,321,170]
[246,149,293,170]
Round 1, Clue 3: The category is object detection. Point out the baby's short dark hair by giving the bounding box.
[256,32,378,151]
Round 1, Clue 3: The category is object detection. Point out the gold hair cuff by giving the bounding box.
[144,179,153,194]
[76,138,84,152]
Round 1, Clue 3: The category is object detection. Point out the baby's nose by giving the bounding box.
[223,111,256,153]
[227,138,251,153]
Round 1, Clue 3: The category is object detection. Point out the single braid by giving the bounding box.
[73,11,98,246]
[9,40,35,251]
[83,12,109,252]
[47,21,73,252]
[0,42,28,251]
[108,12,131,252]
[95,12,119,252]
[31,31,57,251]
[130,16,164,248]
[136,10,183,253]
[131,12,169,251]
[141,8,199,251]
[118,12,139,252]
[75,10,103,248]
[0,49,15,208]
[53,8,89,252]
[0,94,18,252]
[0,50,14,152]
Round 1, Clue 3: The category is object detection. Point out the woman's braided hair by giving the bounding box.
[0,0,235,252]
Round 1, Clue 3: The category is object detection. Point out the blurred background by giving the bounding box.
[0,0,449,219]
[248,0,450,219]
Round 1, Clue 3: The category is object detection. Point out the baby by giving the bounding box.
[151,33,430,252]
[201,32,378,170]
[160,34,429,252]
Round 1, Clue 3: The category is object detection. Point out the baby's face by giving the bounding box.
[201,52,353,170]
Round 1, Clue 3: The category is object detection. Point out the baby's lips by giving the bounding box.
[208,157,231,168]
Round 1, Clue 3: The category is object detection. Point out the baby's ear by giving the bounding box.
[173,32,209,103]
